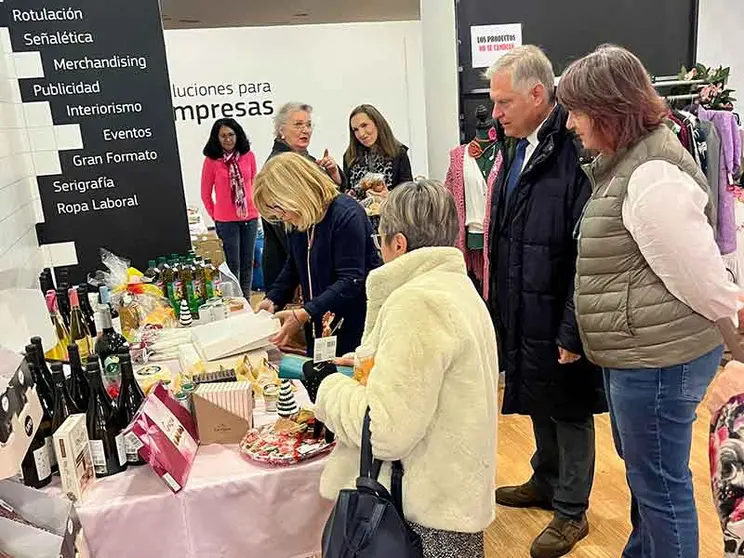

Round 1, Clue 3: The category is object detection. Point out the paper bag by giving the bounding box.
[191,311,279,362]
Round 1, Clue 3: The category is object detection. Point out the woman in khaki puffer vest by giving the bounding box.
[557,45,739,558]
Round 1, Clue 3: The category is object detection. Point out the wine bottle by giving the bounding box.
[39,268,55,295]
[55,286,71,329]
[94,307,128,395]
[164,257,182,310]
[67,343,89,412]
[98,285,122,334]
[68,288,91,361]
[45,290,70,361]
[24,355,57,475]
[117,352,146,466]
[27,340,54,413]
[19,378,53,489]
[51,363,79,434]
[85,358,127,478]
[77,284,98,338]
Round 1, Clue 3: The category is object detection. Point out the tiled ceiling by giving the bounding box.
[160,0,420,29]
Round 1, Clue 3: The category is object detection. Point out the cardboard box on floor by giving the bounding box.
[193,231,225,268]
[0,479,88,558]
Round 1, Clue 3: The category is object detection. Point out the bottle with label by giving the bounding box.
[98,286,122,335]
[184,257,204,318]
[85,358,127,478]
[144,260,160,284]
[51,363,79,433]
[203,259,222,299]
[67,343,89,412]
[45,291,70,361]
[20,389,53,488]
[156,257,169,297]
[77,284,98,338]
[23,356,56,475]
[193,256,208,300]
[94,306,128,395]
[26,341,54,415]
[165,257,182,310]
[117,352,146,466]
[68,288,92,361]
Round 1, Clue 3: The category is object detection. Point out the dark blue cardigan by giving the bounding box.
[267,195,381,357]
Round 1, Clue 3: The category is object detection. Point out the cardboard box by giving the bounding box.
[53,414,94,504]
[193,231,225,268]
[193,382,254,445]
[0,348,43,481]
[0,479,87,558]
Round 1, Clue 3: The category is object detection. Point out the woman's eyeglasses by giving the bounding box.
[291,122,313,131]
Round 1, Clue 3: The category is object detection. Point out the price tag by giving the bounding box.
[314,336,338,364]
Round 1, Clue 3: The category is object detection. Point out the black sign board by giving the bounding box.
[4,0,190,282]
[457,0,699,141]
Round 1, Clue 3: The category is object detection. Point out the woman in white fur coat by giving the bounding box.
[315,180,500,558]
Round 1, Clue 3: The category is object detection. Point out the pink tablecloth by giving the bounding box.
[74,385,333,558]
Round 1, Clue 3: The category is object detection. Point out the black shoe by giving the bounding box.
[495,482,553,510]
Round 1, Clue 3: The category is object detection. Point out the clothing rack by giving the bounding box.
[652,78,706,88]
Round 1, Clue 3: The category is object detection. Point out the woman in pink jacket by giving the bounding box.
[201,118,259,298]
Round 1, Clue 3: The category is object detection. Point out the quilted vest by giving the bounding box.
[575,125,721,368]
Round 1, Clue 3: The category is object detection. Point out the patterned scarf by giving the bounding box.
[223,151,248,218]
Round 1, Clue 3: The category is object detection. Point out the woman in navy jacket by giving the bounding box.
[254,152,380,357]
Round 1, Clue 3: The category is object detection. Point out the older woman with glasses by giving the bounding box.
[262,101,346,293]
[314,180,500,558]
[254,152,379,358]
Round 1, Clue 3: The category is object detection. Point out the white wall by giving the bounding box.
[0,29,46,289]
[420,0,460,181]
[164,21,427,216]
[697,0,744,108]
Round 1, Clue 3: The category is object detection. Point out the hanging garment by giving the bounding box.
[700,120,721,237]
[462,149,488,233]
[444,145,503,299]
[698,108,742,255]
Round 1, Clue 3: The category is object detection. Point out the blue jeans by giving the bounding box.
[215,219,258,298]
[603,345,723,558]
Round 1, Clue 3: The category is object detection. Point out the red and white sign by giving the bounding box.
[470,23,523,69]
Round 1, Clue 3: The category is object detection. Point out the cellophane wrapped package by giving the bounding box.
[123,383,198,493]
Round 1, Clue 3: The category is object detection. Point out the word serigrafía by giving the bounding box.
[53,176,116,195]
[24,31,94,47]
[55,55,148,72]
[12,8,84,22]
[174,100,274,125]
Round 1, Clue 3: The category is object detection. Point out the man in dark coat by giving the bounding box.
[487,45,607,558]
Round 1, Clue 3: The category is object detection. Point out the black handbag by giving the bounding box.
[321,408,424,558]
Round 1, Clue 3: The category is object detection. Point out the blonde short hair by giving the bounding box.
[253,152,338,231]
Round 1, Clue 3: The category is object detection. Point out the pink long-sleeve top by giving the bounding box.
[200,152,259,222]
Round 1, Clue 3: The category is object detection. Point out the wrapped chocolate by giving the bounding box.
[122,383,198,493]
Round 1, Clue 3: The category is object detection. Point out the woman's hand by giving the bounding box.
[558,346,581,364]
[333,352,355,367]
[255,298,276,314]
[270,308,310,348]
[318,149,342,185]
